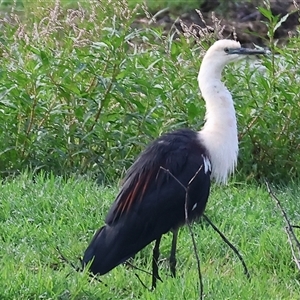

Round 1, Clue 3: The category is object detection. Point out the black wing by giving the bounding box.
[83,129,211,275]
[106,128,211,230]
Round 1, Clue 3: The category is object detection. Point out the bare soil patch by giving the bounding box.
[136,0,300,45]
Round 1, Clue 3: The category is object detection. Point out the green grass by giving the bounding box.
[0,0,299,182]
[1,173,300,299]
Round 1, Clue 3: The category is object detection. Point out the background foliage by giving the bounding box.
[0,0,299,183]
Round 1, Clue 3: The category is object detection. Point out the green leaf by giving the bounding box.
[39,50,49,66]
[274,13,290,33]
[258,7,273,21]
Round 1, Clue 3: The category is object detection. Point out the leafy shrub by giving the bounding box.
[0,0,299,183]
[0,0,203,181]
[233,7,300,182]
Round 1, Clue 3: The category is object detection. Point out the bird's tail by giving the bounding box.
[82,224,135,275]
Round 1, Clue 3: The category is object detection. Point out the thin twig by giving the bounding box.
[160,166,204,300]
[125,261,165,279]
[135,273,152,291]
[265,181,300,249]
[148,7,169,25]
[186,166,204,300]
[56,247,107,285]
[285,228,300,271]
[160,166,187,191]
[291,225,300,230]
[56,246,80,272]
[265,180,300,272]
[202,214,251,280]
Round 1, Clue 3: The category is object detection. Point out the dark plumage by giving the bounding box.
[83,129,211,275]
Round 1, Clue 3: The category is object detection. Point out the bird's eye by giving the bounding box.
[224,47,229,53]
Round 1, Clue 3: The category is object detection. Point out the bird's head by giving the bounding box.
[203,39,265,67]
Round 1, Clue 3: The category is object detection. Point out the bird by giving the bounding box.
[82,39,265,287]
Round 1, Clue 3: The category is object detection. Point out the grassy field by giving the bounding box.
[1,173,300,299]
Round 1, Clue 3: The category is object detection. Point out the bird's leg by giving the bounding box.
[170,228,178,277]
[152,236,162,290]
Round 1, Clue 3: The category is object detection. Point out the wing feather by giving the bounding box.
[107,165,160,224]
[105,129,210,225]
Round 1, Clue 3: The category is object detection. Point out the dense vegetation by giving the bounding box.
[0,0,299,183]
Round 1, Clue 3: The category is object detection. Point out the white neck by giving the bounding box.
[197,61,238,184]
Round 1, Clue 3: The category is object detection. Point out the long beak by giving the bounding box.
[229,47,266,55]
